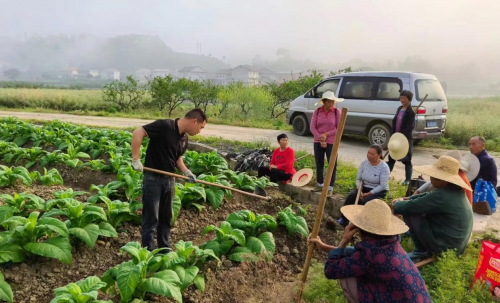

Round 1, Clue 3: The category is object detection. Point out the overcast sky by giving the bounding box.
[1,0,499,66]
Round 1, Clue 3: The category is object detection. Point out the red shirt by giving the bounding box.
[310,106,341,144]
[270,147,296,177]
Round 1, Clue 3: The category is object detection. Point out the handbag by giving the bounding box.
[473,179,498,213]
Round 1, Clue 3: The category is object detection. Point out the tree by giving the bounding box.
[189,80,220,112]
[148,76,190,116]
[4,69,21,80]
[102,75,146,111]
[263,82,295,119]
[328,67,353,77]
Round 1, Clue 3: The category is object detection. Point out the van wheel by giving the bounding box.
[292,115,310,136]
[368,124,391,149]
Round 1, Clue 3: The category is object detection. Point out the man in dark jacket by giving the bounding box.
[468,136,498,192]
[387,90,416,185]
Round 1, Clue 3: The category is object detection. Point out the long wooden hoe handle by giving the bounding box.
[301,107,349,283]
[354,181,363,205]
[143,167,272,201]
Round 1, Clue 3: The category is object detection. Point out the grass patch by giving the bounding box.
[302,261,347,303]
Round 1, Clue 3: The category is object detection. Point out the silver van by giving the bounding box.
[286,71,447,148]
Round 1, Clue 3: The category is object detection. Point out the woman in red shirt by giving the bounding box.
[258,134,296,183]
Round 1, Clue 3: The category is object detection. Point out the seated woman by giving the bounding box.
[258,134,296,183]
[337,145,390,226]
[393,155,473,262]
[309,199,431,303]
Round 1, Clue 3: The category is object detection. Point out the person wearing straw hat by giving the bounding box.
[392,155,473,262]
[257,133,296,183]
[387,90,416,186]
[413,150,478,206]
[310,90,343,195]
[336,145,390,226]
[309,200,431,303]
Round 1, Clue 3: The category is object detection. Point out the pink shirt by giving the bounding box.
[310,106,341,144]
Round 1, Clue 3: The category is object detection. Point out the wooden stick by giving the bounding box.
[354,181,363,205]
[300,108,349,283]
[294,153,313,162]
[415,256,436,268]
[143,167,271,201]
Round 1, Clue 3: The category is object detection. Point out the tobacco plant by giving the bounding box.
[200,221,246,257]
[0,165,32,187]
[0,270,13,303]
[51,276,111,303]
[31,168,64,186]
[176,183,206,213]
[196,174,232,210]
[0,192,46,223]
[224,171,256,191]
[277,205,309,238]
[226,210,277,237]
[100,197,142,228]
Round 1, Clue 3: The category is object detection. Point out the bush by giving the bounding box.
[102,75,146,111]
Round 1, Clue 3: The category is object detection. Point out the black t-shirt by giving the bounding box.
[142,119,188,173]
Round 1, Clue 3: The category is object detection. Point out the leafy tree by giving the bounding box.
[102,75,146,111]
[328,67,353,77]
[3,69,20,80]
[148,76,190,116]
[189,80,219,112]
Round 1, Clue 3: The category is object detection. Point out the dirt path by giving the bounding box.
[1,110,499,231]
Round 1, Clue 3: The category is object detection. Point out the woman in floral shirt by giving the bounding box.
[309,199,431,303]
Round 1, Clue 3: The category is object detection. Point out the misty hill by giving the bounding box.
[0,34,230,74]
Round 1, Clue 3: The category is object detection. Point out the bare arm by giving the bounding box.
[131,127,147,160]
[176,156,188,173]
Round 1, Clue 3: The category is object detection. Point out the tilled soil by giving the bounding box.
[1,178,343,303]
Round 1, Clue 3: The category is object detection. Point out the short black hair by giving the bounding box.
[400,90,413,101]
[277,133,288,142]
[359,228,395,241]
[185,108,207,123]
[471,136,486,144]
[369,144,384,159]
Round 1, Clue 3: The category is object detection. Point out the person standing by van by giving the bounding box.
[387,90,415,186]
[310,91,343,193]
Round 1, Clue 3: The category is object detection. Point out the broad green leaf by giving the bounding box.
[0,279,14,303]
[228,247,261,262]
[120,242,143,263]
[65,159,79,168]
[193,275,205,293]
[116,262,143,302]
[77,275,107,293]
[38,217,69,237]
[69,224,100,248]
[137,270,182,303]
[205,188,224,210]
[257,232,276,256]
[171,195,181,226]
[229,229,246,246]
[173,265,199,291]
[0,206,14,225]
[0,243,24,263]
[98,222,118,238]
[24,235,72,264]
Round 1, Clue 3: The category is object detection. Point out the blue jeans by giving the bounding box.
[314,142,338,187]
[141,172,175,251]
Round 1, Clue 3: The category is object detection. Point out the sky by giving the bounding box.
[1,0,499,68]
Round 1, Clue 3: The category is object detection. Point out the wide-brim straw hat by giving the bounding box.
[341,199,409,235]
[432,150,468,172]
[291,168,313,187]
[414,155,472,191]
[315,91,344,106]
[461,153,480,181]
[387,133,409,161]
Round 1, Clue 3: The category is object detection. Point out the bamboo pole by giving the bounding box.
[294,153,313,162]
[300,107,349,283]
[354,181,363,205]
[143,167,271,201]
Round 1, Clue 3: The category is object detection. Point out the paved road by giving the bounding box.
[1,110,499,231]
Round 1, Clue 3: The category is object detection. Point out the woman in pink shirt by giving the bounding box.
[310,91,344,193]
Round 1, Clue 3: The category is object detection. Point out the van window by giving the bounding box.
[315,79,340,97]
[376,81,401,100]
[340,80,374,99]
[415,79,446,101]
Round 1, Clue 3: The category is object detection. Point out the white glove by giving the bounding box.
[183,170,196,183]
[132,159,143,172]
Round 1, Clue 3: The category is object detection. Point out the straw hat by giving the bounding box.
[414,155,472,191]
[461,153,480,181]
[387,133,409,161]
[291,168,313,187]
[315,91,344,106]
[432,150,468,172]
[341,199,409,235]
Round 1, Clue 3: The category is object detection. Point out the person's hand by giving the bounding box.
[339,224,359,248]
[320,141,327,148]
[132,159,143,172]
[269,164,278,169]
[319,133,327,141]
[183,170,196,183]
[361,192,371,198]
[307,235,324,251]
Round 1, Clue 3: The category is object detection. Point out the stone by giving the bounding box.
[53,267,62,273]
[223,260,232,268]
[105,242,111,248]
[292,248,299,256]
[97,240,106,246]
[282,245,290,255]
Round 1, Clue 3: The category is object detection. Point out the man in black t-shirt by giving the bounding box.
[131,109,207,251]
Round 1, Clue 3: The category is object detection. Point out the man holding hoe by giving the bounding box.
[130,108,207,251]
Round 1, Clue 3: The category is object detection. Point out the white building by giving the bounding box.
[102,69,121,81]
[231,65,259,85]
[259,68,276,84]
[177,66,206,81]
[214,69,232,85]
[89,70,100,78]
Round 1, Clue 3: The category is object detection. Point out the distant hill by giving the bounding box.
[0,34,230,75]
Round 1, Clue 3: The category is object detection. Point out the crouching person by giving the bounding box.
[393,155,473,262]
[258,133,296,183]
[309,199,431,303]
